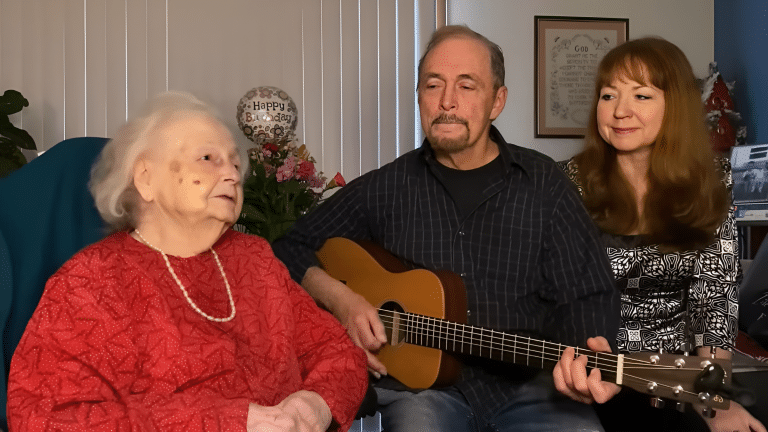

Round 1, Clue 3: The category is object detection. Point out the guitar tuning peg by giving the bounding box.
[698,391,717,418]
[681,342,693,354]
[650,397,665,409]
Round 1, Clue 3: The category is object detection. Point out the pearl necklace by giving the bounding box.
[134,230,236,322]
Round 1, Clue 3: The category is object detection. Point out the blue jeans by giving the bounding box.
[375,372,604,432]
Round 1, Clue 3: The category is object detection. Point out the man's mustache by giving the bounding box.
[432,114,468,126]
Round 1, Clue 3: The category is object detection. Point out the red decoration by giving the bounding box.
[331,172,346,188]
[701,62,746,154]
[704,75,734,112]
[711,114,736,154]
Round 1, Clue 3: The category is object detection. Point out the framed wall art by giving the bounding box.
[535,16,629,137]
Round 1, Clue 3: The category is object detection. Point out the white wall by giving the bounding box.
[449,0,714,162]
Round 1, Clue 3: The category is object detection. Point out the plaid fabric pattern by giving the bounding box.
[273,126,619,421]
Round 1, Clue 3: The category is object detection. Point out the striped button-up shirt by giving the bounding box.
[272,126,619,421]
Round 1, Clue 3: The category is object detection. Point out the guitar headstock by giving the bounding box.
[619,352,731,410]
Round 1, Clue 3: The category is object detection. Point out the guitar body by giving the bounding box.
[316,237,466,389]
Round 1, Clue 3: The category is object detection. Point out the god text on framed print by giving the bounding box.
[535,16,629,137]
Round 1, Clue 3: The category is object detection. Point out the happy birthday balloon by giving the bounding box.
[237,86,298,143]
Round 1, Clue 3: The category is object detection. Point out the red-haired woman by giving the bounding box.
[554,37,765,432]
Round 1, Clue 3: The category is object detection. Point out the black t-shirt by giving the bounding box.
[432,154,505,219]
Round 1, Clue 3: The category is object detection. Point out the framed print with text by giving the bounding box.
[535,16,629,137]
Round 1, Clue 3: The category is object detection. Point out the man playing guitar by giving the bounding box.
[274,25,621,432]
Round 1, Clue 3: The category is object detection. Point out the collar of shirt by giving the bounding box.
[417,125,531,181]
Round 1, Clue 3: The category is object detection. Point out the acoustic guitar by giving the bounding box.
[316,237,732,410]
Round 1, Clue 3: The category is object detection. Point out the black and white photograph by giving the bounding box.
[732,144,768,204]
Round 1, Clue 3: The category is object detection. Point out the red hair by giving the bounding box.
[574,37,729,251]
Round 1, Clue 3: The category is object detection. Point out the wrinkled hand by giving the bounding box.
[553,336,621,404]
[247,390,332,432]
[337,290,388,377]
[703,401,766,432]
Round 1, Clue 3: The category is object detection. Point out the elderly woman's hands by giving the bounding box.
[247,390,332,432]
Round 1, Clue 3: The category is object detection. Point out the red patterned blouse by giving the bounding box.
[7,230,367,431]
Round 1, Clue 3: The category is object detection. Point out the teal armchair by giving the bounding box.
[0,137,109,431]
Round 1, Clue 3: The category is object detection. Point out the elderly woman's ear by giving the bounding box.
[133,158,155,203]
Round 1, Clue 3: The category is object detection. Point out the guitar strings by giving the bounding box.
[377,312,718,390]
[377,309,634,367]
[378,309,693,370]
[377,310,712,399]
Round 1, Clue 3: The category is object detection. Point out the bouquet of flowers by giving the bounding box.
[238,138,345,243]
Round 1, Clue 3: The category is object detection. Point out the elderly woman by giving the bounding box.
[6,92,367,431]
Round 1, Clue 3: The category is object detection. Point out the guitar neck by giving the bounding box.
[380,309,619,381]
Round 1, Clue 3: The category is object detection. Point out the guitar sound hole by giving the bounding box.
[380,301,405,345]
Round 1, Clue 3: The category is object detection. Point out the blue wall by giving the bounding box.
[714,0,768,144]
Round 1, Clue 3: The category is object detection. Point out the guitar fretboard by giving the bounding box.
[379,308,619,382]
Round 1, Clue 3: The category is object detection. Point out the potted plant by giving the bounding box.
[0,89,37,178]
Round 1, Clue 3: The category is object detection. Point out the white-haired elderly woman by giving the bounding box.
[7,92,367,432]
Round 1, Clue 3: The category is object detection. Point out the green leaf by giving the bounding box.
[0,90,36,150]
[0,141,27,178]
[251,162,267,177]
[238,203,268,223]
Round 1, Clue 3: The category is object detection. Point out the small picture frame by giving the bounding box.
[731,143,768,205]
[535,16,629,138]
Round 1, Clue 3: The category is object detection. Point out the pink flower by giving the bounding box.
[276,164,293,182]
[296,160,315,180]
[308,175,325,189]
[284,156,296,171]
[276,157,296,182]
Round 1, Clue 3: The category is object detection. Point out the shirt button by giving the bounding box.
[460,272,467,277]
[458,231,465,236]
[467,310,471,316]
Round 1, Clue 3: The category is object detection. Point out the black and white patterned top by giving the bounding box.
[559,158,740,353]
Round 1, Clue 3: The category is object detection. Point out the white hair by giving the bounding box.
[89,91,247,232]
